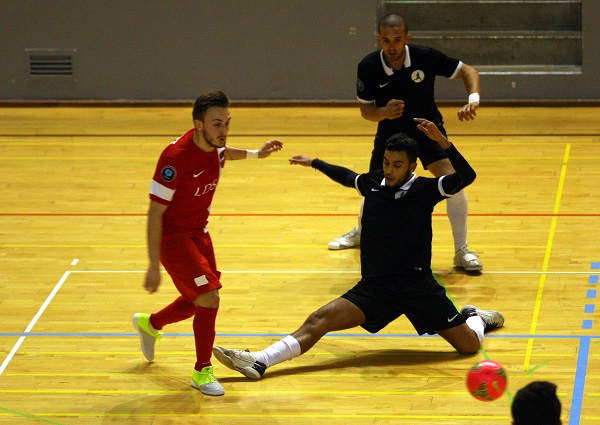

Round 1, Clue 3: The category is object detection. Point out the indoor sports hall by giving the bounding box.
[1,1,599,424]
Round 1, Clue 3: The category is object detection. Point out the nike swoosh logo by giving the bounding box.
[379,82,389,88]
[447,314,458,322]
[193,170,205,178]
[371,188,380,192]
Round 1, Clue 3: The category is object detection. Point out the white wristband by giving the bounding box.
[468,93,480,104]
[246,149,259,159]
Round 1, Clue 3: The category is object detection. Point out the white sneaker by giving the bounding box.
[461,305,504,330]
[328,227,360,250]
[212,346,266,380]
[454,245,483,271]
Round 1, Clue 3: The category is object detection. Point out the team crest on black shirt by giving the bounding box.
[395,190,408,199]
[411,70,425,83]
[357,78,365,93]
[161,165,176,182]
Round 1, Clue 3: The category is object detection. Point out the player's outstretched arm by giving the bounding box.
[414,118,451,149]
[225,139,283,160]
[414,118,476,193]
[257,139,284,158]
[289,154,314,166]
[290,155,358,188]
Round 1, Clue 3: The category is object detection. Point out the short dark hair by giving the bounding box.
[192,90,230,121]
[511,381,561,425]
[378,14,408,34]
[385,133,418,163]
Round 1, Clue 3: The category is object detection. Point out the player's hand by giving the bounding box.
[258,139,283,158]
[289,154,314,167]
[144,267,161,294]
[384,99,405,119]
[414,118,451,148]
[457,102,478,122]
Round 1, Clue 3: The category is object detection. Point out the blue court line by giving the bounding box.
[570,337,591,425]
[584,267,597,329]
[1,332,599,339]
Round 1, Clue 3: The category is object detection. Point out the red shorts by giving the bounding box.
[160,231,222,303]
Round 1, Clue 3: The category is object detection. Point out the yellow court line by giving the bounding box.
[2,412,512,420]
[524,143,571,371]
[0,389,495,397]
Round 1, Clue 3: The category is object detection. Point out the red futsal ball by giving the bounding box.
[466,360,507,401]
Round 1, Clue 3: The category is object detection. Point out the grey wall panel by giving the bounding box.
[1,0,598,101]
[1,0,376,100]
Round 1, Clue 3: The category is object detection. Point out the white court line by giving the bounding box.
[0,270,71,376]
[67,269,596,275]
[69,270,358,274]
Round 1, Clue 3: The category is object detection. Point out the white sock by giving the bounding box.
[251,335,301,368]
[447,190,468,251]
[466,315,485,345]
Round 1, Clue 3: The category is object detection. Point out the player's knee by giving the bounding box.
[193,289,220,308]
[303,308,330,333]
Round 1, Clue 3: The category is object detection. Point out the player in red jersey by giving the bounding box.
[133,90,283,396]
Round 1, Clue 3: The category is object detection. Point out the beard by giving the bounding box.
[203,129,226,148]
[386,169,412,188]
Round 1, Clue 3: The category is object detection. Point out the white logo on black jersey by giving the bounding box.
[411,70,425,83]
[395,190,407,199]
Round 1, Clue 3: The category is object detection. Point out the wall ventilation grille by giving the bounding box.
[29,55,73,76]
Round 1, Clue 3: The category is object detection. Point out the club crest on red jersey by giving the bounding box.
[161,165,176,182]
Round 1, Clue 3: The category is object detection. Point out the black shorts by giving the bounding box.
[369,124,449,171]
[340,273,465,335]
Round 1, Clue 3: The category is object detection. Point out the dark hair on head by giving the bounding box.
[385,133,418,163]
[192,90,230,121]
[511,381,561,425]
[378,13,408,33]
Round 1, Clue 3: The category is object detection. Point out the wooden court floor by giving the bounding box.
[0,105,599,424]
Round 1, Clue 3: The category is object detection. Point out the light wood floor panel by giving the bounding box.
[1,106,599,424]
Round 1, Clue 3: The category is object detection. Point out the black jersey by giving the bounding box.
[356,172,444,277]
[311,144,475,278]
[357,45,461,141]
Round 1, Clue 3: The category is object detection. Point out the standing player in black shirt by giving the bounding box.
[329,14,483,273]
[211,119,503,381]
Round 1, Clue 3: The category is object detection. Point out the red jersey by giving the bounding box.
[149,129,225,235]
